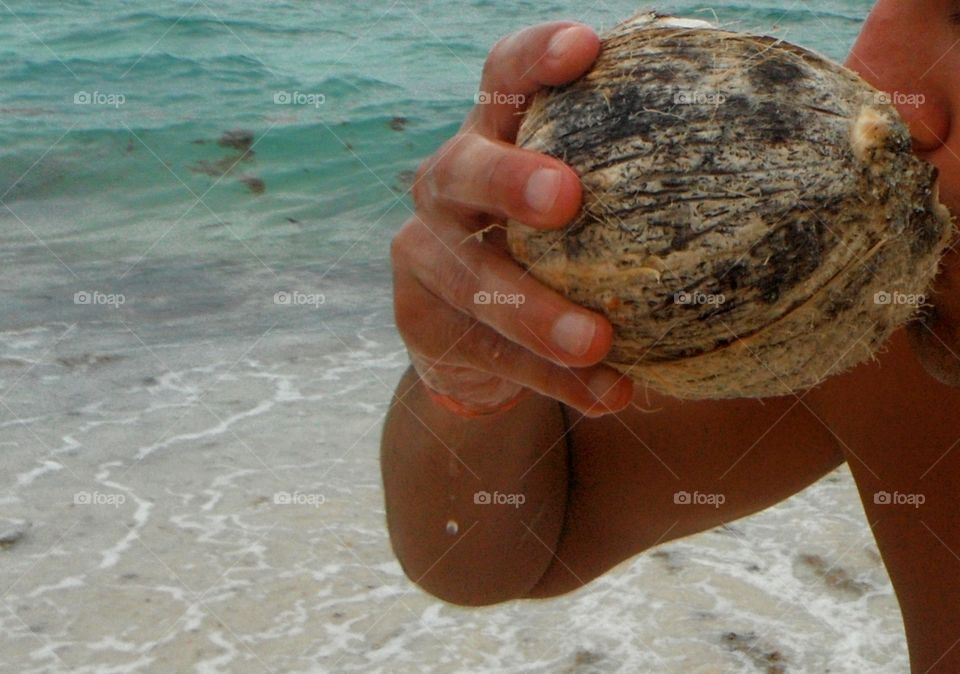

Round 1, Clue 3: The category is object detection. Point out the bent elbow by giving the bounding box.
[394,551,537,607]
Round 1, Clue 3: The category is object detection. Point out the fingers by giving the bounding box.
[395,216,613,367]
[466,22,600,141]
[391,21,614,417]
[415,133,581,229]
[395,266,633,416]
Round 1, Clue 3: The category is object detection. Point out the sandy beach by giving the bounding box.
[0,254,909,673]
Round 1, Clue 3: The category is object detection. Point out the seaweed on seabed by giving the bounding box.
[189,128,266,194]
[239,176,266,195]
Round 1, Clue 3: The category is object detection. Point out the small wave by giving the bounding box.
[117,10,346,38]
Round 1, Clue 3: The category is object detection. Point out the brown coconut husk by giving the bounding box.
[507,12,955,399]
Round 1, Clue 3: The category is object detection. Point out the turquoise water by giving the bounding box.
[0,0,871,273]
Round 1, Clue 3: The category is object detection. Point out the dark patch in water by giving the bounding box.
[389,116,407,131]
[0,107,51,116]
[239,176,266,194]
[190,133,262,194]
[218,129,254,151]
[650,549,683,573]
[796,553,872,597]
[0,357,28,368]
[392,168,417,193]
[570,649,604,668]
[189,151,254,178]
[0,521,28,549]
[56,353,126,369]
[722,631,786,673]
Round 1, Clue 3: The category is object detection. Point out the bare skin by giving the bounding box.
[382,3,960,671]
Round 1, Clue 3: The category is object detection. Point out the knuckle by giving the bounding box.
[391,288,417,344]
[530,364,567,400]
[411,155,436,210]
[390,223,410,264]
[462,326,514,369]
[395,290,440,354]
[392,300,415,342]
[481,149,510,202]
[482,33,515,86]
[416,136,464,209]
[428,316,476,363]
[443,255,482,309]
[391,218,425,269]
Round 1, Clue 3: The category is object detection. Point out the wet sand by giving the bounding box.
[0,259,907,673]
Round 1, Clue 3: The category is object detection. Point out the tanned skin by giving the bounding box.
[382,2,960,671]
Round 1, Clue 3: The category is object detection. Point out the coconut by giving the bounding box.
[506,12,956,399]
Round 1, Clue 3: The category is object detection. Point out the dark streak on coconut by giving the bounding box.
[747,53,807,89]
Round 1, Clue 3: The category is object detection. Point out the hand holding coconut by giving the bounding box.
[397,13,955,413]
[392,22,635,417]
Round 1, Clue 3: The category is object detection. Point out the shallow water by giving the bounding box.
[0,0,909,672]
[0,312,907,673]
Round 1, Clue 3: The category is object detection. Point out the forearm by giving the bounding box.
[857,489,960,674]
[852,444,960,673]
[847,445,960,673]
[813,330,960,672]
[380,365,570,606]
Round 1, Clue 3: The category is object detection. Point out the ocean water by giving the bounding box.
[0,0,870,272]
[0,1,909,673]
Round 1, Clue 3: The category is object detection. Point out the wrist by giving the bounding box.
[411,354,531,419]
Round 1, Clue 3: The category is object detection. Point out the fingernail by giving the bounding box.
[551,312,596,357]
[525,167,562,214]
[587,370,623,405]
[548,27,581,61]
